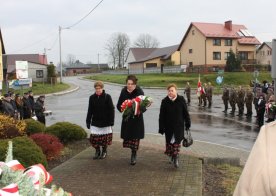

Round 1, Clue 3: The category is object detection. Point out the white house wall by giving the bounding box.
[28,62,48,82]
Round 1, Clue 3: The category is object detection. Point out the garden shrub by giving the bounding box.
[0,136,48,168]
[45,122,87,144]
[24,118,45,136]
[30,133,63,160]
[0,114,26,139]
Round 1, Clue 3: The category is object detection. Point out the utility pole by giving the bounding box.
[58,26,69,83]
[59,26,62,83]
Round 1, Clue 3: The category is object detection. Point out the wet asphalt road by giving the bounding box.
[45,76,260,151]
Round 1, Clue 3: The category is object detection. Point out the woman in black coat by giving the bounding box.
[159,83,191,168]
[117,75,145,165]
[86,81,115,160]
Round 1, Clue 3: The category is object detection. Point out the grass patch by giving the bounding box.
[11,82,70,95]
[85,72,272,90]
[216,164,243,195]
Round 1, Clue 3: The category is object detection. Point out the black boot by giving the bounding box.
[130,150,137,165]
[100,146,107,159]
[173,155,179,168]
[93,148,101,160]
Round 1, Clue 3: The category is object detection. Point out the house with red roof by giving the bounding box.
[178,20,261,72]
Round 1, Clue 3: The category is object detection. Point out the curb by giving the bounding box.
[34,83,80,99]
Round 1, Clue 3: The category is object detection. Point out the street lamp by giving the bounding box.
[58,26,70,83]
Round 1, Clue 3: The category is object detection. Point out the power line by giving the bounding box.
[65,0,104,29]
[49,34,59,50]
[10,31,56,53]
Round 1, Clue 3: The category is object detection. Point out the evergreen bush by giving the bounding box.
[0,136,48,168]
[24,118,45,136]
[45,122,87,144]
[30,133,63,160]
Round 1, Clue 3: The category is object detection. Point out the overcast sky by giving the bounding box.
[1,0,275,66]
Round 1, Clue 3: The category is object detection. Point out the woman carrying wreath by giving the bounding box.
[116,75,145,165]
[86,81,115,160]
[159,83,191,168]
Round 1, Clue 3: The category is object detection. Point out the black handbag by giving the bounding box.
[182,129,193,147]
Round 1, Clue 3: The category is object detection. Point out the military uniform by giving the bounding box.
[201,85,207,107]
[245,88,254,117]
[206,83,213,108]
[229,87,237,114]
[222,87,229,112]
[237,87,245,116]
[185,83,191,105]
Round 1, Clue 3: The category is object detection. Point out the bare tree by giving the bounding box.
[133,33,160,48]
[105,32,130,68]
[66,54,76,66]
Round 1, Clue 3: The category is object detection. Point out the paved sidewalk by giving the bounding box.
[48,79,253,195]
[50,133,249,196]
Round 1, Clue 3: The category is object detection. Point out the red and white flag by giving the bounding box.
[196,74,202,97]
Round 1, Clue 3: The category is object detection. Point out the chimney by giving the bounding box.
[225,20,232,30]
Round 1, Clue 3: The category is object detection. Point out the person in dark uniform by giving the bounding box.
[257,93,266,128]
[245,87,254,117]
[237,86,245,116]
[1,93,16,117]
[116,75,145,165]
[229,87,237,115]
[22,92,32,119]
[222,86,230,113]
[184,82,191,105]
[159,83,191,168]
[28,90,35,115]
[86,81,115,160]
[206,82,213,108]
[34,95,46,125]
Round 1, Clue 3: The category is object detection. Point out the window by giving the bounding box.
[213,39,221,46]
[36,70,43,78]
[192,30,195,35]
[189,49,193,54]
[225,39,232,46]
[213,52,221,60]
[189,62,193,66]
[268,50,271,55]
[224,52,231,60]
[239,52,248,60]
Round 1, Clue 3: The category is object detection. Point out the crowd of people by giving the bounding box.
[184,79,275,128]
[0,90,46,124]
[221,80,275,127]
[86,75,191,168]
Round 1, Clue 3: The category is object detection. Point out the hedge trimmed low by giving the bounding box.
[45,122,87,144]
[24,119,45,136]
[0,136,48,168]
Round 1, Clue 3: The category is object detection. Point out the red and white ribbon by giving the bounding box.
[0,184,19,196]
[24,164,53,188]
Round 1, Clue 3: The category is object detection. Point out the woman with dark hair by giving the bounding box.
[86,81,115,159]
[159,83,191,168]
[116,75,145,165]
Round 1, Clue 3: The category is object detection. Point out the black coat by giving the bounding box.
[86,90,115,128]
[159,95,191,143]
[22,97,32,119]
[116,86,144,140]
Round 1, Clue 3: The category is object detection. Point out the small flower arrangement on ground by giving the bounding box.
[0,141,71,196]
[121,95,153,121]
